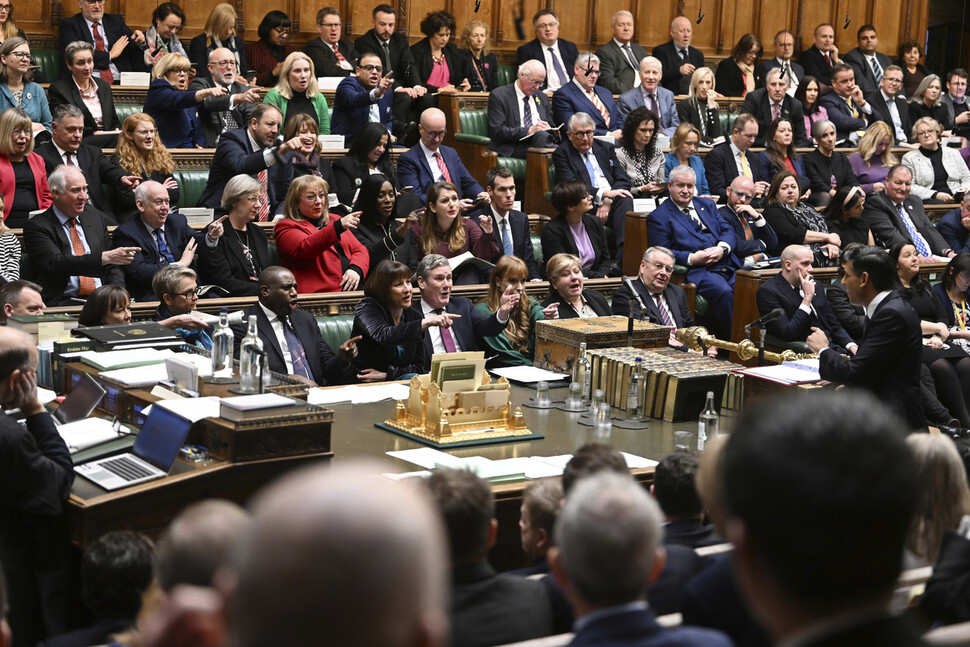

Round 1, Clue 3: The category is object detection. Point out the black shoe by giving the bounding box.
[403,121,419,148]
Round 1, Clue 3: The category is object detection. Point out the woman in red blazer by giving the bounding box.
[0,107,50,228]
[274,175,370,293]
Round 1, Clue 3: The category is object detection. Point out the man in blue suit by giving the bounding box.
[197,104,296,215]
[936,195,970,254]
[552,52,621,139]
[617,57,680,141]
[648,164,739,338]
[703,113,769,202]
[330,52,394,147]
[480,166,540,279]
[718,176,778,265]
[59,0,147,80]
[487,60,556,159]
[397,108,487,208]
[548,472,733,647]
[516,10,578,93]
[818,64,882,143]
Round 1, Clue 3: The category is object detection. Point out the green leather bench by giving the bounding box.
[116,104,145,124]
[497,64,515,87]
[316,315,354,355]
[33,49,60,83]
[173,169,210,209]
[455,109,526,183]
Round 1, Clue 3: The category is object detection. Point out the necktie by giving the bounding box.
[92,22,113,84]
[522,94,533,129]
[739,150,752,178]
[222,106,239,132]
[501,217,514,256]
[281,315,313,380]
[434,308,458,352]
[624,45,639,70]
[844,96,860,119]
[382,41,393,75]
[589,90,610,126]
[584,153,598,191]
[154,228,175,263]
[679,48,688,61]
[654,293,676,328]
[870,57,883,83]
[896,203,932,257]
[69,218,96,295]
[771,102,781,121]
[433,151,452,183]
[683,206,704,230]
[256,169,270,221]
[548,47,568,86]
[332,43,347,64]
[64,152,74,166]
[823,51,832,70]
[647,93,661,119]
[738,214,767,262]
[781,61,792,85]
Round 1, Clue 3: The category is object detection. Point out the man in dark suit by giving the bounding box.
[233,266,358,385]
[23,166,132,307]
[943,69,970,140]
[595,10,647,94]
[0,328,75,647]
[757,245,858,352]
[549,472,732,647]
[647,164,739,338]
[798,23,840,86]
[741,68,809,147]
[113,181,220,301]
[304,7,357,78]
[843,24,894,96]
[397,108,487,207]
[611,246,693,330]
[197,104,296,215]
[864,164,954,258]
[718,176,778,265]
[652,451,720,549]
[0,280,44,324]
[552,52,622,138]
[704,113,769,202]
[652,16,705,95]
[35,105,135,220]
[58,0,147,80]
[936,195,970,254]
[723,389,926,647]
[617,57,680,140]
[330,52,394,147]
[865,65,912,144]
[818,64,882,143]
[755,30,803,91]
[187,47,259,148]
[480,166,540,279]
[412,255,512,367]
[516,9,578,93]
[487,60,555,158]
[47,42,120,147]
[554,112,634,262]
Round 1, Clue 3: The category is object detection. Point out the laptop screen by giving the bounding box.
[132,405,193,471]
[54,374,106,424]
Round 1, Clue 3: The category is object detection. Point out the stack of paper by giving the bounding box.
[78,348,176,371]
[56,418,119,454]
[307,383,411,406]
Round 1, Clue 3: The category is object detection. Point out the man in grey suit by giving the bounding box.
[755,30,803,93]
[618,57,680,141]
[188,47,260,147]
[487,60,555,158]
[595,11,647,94]
[843,24,894,96]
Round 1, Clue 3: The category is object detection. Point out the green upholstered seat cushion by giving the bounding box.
[763,332,810,353]
[498,157,526,182]
[531,234,542,269]
[174,170,210,209]
[316,315,355,353]
[497,64,515,87]
[33,49,61,83]
[116,104,145,124]
[459,109,489,138]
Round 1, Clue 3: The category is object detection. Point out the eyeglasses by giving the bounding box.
[302,193,326,203]
[272,27,290,35]
[648,261,674,273]
[421,128,446,138]
[174,287,200,299]
[81,0,105,5]
[730,188,755,200]
[359,64,383,73]
[916,129,937,137]
[0,4,12,11]
[883,76,903,84]
[169,68,190,75]
[133,128,157,136]
[211,60,235,68]
[535,21,558,29]
[11,128,29,136]
[320,22,341,28]
[522,77,542,87]
[243,194,263,204]
[6,51,29,59]
[569,130,595,138]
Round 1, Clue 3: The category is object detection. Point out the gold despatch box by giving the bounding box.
[533,316,671,374]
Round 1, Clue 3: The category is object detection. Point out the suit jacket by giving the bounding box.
[757,272,855,350]
[677,99,721,143]
[647,197,739,287]
[552,81,620,135]
[143,78,204,148]
[569,605,732,647]
[352,296,428,380]
[714,57,750,97]
[198,128,292,213]
[798,45,836,85]
[354,30,415,87]
[304,37,358,78]
[718,205,779,259]
[704,140,763,202]
[410,39,466,91]
[681,555,772,647]
[34,141,125,218]
[187,77,255,148]
[487,83,555,157]
[553,139,632,201]
[803,149,860,195]
[462,51,499,92]
[936,207,970,254]
[541,288,611,318]
[411,295,506,365]
[818,290,926,430]
[653,41,705,95]
[478,207,540,279]
[617,86,679,138]
[826,280,866,342]
[818,91,881,141]
[196,220,270,297]
[330,76,394,145]
[58,13,144,79]
[663,518,720,549]
[596,40,647,94]
[111,212,204,301]
[755,57,804,88]
[187,34,247,82]
[799,615,930,647]
[540,213,612,279]
[863,191,950,256]
[0,152,51,222]
[843,48,894,95]
[865,89,912,144]
[397,143,483,200]
[942,93,970,138]
[516,39,578,91]
[274,214,369,294]
[740,89,808,146]
[611,277,694,327]
[23,206,124,306]
[46,76,119,138]
[923,530,970,624]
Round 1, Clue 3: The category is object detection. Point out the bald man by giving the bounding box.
[653,16,705,94]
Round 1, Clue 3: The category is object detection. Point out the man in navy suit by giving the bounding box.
[397,108,487,208]
[798,23,841,86]
[516,10,578,93]
[58,0,147,80]
[652,16,705,95]
[330,52,395,147]
[704,113,768,202]
[487,60,555,158]
[864,165,953,258]
[757,245,857,352]
[113,181,220,302]
[480,166,540,280]
[755,30,803,91]
[548,472,733,647]
[647,164,739,338]
[741,68,809,147]
[819,64,882,143]
[197,104,296,215]
[553,112,634,262]
[718,176,778,265]
[595,11,647,94]
[865,65,912,145]
[552,52,622,139]
[617,57,680,141]
[843,24,894,96]
[188,48,260,148]
[652,451,720,549]
[936,195,970,254]
[304,7,358,78]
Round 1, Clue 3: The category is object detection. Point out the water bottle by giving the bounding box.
[572,342,592,404]
[697,391,719,451]
[627,357,645,419]
[239,315,265,393]
[211,307,234,379]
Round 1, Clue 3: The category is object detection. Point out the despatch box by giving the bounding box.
[533,316,670,374]
[198,407,333,462]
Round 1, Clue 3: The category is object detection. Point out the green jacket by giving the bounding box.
[263,88,331,134]
[474,299,545,367]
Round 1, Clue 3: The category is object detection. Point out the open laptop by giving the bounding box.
[54,374,106,425]
[74,405,193,491]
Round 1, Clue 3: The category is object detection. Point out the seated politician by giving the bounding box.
[824,185,874,247]
[0,279,43,324]
[615,107,665,198]
[553,52,622,139]
[487,59,556,159]
[113,113,180,223]
[803,119,861,208]
[540,179,612,279]
[144,52,221,148]
[901,117,970,204]
[151,264,212,350]
[332,123,409,210]
[47,41,121,147]
[77,284,208,332]
[262,52,331,136]
[274,175,369,293]
[665,122,712,199]
[936,193,970,255]
[330,52,394,147]
[283,113,337,187]
[611,245,694,331]
[762,170,841,266]
[541,252,611,318]
[617,57,680,141]
[352,174,419,268]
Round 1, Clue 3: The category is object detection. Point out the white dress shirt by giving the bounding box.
[513,82,540,128]
[421,297,463,354]
[258,302,295,373]
[542,41,567,92]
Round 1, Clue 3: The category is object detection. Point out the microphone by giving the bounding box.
[513,4,526,40]
[696,8,705,23]
[623,277,647,317]
[843,10,851,29]
[747,308,784,329]
[584,58,595,76]
[475,0,482,12]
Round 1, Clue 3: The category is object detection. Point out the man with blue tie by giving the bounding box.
[552,52,622,139]
[516,10,578,93]
[647,164,739,338]
[480,166,539,280]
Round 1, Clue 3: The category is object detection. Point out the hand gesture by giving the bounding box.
[340,211,361,230]
[498,283,521,317]
[109,35,129,59]
[340,269,361,291]
[478,214,493,234]
[799,270,816,302]
[235,88,261,104]
[163,176,178,190]
[421,311,460,331]
[376,71,394,96]
[338,335,362,364]
[159,314,207,331]
[179,237,198,266]
[207,215,228,241]
[102,246,141,266]
[120,175,142,189]
[2,366,41,416]
[357,369,388,382]
[131,30,146,45]
[542,302,559,319]
[806,326,829,353]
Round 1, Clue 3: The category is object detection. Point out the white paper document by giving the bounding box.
[490,366,569,383]
[57,418,119,453]
[307,383,411,405]
[155,396,223,422]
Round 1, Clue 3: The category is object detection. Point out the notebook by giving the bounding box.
[74,405,193,491]
[54,373,106,424]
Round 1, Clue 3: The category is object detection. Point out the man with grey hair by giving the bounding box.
[617,56,679,141]
[411,254,516,367]
[755,30,803,91]
[550,472,732,647]
[487,59,555,158]
[612,246,695,334]
[553,52,622,139]
[741,67,809,147]
[596,11,647,94]
[151,264,212,349]
[24,165,133,306]
[188,47,259,147]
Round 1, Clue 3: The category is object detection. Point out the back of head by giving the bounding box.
[426,468,494,565]
[80,531,156,621]
[722,389,917,613]
[906,434,970,563]
[562,442,629,496]
[229,463,447,647]
[156,500,250,592]
[848,245,895,292]
[653,450,703,519]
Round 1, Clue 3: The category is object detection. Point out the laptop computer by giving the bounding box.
[54,373,106,425]
[74,404,193,491]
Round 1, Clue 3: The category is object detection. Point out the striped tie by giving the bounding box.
[256,169,270,221]
[655,293,676,329]
[69,218,96,296]
[589,91,610,127]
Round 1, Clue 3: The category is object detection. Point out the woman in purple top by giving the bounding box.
[540,179,613,279]
[794,76,828,144]
[849,121,898,194]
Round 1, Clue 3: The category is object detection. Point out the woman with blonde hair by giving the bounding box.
[188,3,247,81]
[144,52,225,148]
[541,253,611,318]
[678,67,721,144]
[0,107,49,227]
[475,256,559,367]
[282,112,336,184]
[664,122,712,198]
[263,51,330,135]
[849,121,898,194]
[113,113,179,223]
[905,434,970,567]
[0,0,23,44]
[458,19,497,92]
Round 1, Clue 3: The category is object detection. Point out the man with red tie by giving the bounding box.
[552,52,622,139]
[304,7,358,78]
[798,23,840,86]
[58,0,147,81]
